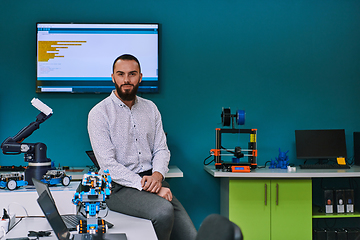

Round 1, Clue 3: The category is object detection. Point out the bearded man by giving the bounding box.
[87,54,197,240]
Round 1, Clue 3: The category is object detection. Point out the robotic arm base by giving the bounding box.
[25,165,55,185]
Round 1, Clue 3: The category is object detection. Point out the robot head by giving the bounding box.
[82,173,102,189]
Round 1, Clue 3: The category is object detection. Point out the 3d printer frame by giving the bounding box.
[211,128,257,172]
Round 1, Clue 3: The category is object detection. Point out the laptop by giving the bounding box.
[85,150,100,170]
[32,178,113,231]
[37,191,127,240]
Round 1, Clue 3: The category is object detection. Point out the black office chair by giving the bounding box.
[196,214,243,240]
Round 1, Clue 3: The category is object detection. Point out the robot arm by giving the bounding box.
[1,98,53,155]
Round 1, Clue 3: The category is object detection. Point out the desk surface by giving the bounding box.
[68,165,183,180]
[1,166,183,217]
[204,165,360,178]
[5,211,157,240]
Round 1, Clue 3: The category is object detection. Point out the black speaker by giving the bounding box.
[354,132,360,166]
[326,229,336,240]
[336,229,347,240]
[313,229,326,240]
[348,228,360,240]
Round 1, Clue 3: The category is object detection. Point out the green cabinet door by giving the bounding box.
[270,179,312,240]
[228,178,312,240]
[229,179,271,240]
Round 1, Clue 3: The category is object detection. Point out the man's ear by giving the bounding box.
[111,74,115,83]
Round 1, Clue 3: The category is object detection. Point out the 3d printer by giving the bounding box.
[0,98,54,185]
[210,108,257,172]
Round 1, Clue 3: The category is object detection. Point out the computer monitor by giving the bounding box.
[295,129,347,161]
[36,23,159,93]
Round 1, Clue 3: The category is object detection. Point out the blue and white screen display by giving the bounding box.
[36,23,159,93]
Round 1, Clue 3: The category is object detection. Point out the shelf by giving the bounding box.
[312,208,360,218]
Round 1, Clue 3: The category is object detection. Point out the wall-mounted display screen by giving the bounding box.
[36,23,159,93]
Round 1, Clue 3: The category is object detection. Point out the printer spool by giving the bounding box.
[221,108,245,127]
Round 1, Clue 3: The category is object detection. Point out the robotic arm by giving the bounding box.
[0,98,54,184]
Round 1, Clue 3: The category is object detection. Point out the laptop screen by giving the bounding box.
[85,150,100,169]
[33,178,55,202]
[37,191,72,240]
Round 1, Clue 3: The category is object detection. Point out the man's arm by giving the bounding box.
[157,187,173,201]
[141,172,173,201]
[141,171,163,193]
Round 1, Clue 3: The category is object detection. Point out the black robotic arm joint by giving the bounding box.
[0,98,54,185]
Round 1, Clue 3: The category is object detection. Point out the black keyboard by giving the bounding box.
[299,164,350,169]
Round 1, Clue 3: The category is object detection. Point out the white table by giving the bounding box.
[4,211,157,240]
[0,166,183,217]
[204,165,360,178]
[68,165,183,180]
[0,181,79,217]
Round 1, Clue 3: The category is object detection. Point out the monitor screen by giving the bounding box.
[36,23,159,93]
[295,129,347,160]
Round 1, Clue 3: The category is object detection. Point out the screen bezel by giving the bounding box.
[295,129,347,160]
[36,22,160,94]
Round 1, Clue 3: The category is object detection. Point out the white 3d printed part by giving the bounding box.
[31,98,53,116]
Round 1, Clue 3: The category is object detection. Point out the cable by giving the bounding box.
[347,156,354,165]
[221,146,234,155]
[323,218,337,229]
[28,230,51,238]
[0,226,6,240]
[257,161,271,169]
[203,155,214,165]
[7,202,29,218]
[99,206,109,218]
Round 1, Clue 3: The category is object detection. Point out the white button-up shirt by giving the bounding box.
[88,91,170,190]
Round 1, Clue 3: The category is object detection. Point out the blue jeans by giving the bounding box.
[106,180,197,240]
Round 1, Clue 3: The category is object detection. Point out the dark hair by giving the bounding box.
[112,54,141,73]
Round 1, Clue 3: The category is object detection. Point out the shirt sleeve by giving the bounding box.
[88,105,143,191]
[151,106,170,179]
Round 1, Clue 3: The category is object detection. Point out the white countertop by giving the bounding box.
[67,165,183,180]
[4,211,157,240]
[204,165,360,178]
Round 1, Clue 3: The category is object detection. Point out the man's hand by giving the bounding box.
[157,187,173,202]
[141,171,163,193]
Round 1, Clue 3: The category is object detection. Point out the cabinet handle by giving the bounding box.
[276,183,279,205]
[264,183,267,206]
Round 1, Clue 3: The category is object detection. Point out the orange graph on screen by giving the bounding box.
[38,41,86,62]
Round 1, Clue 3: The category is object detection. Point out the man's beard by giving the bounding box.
[115,81,140,101]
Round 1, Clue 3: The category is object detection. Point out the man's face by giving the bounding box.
[112,59,142,101]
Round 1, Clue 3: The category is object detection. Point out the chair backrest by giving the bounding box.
[196,214,243,240]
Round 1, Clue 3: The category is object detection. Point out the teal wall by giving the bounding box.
[1,0,360,228]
